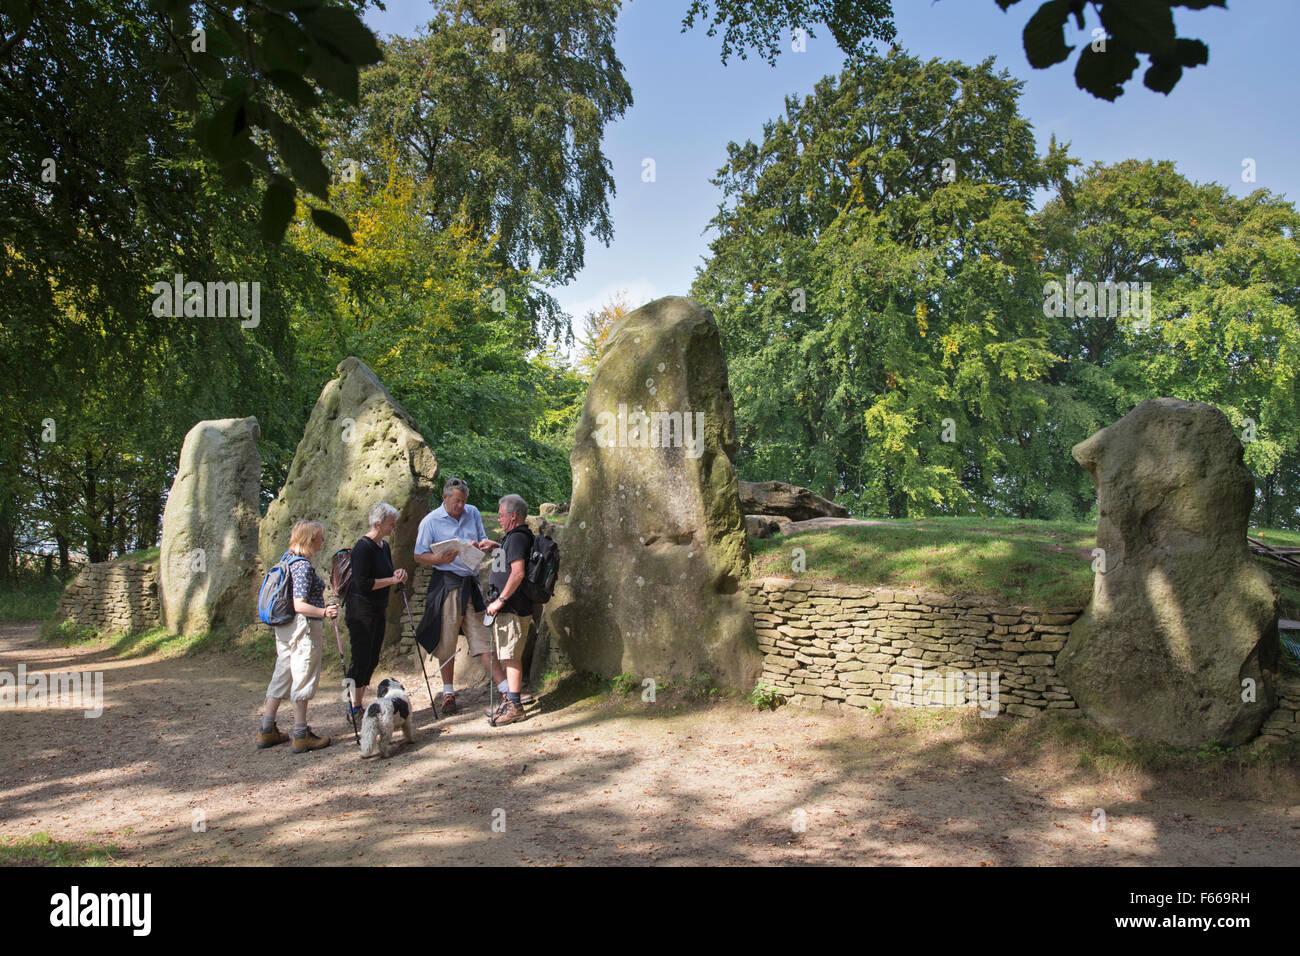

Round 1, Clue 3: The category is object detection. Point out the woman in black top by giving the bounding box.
[345,502,407,720]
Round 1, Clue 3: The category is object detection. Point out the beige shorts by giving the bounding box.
[267,614,323,702]
[433,588,493,662]
[492,612,531,660]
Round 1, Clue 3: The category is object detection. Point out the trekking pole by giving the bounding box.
[486,591,499,726]
[488,626,498,726]
[328,607,360,745]
[398,584,440,720]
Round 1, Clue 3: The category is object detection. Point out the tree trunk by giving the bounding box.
[55,532,70,579]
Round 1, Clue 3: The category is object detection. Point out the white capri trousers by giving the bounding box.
[266,613,323,703]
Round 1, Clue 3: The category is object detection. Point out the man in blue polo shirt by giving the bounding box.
[413,477,497,715]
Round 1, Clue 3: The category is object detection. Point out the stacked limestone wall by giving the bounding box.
[1257,677,1300,743]
[53,560,161,635]
[744,577,1084,717]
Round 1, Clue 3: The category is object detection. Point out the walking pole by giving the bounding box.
[399,583,440,720]
[489,626,499,726]
[486,589,499,726]
[329,608,360,745]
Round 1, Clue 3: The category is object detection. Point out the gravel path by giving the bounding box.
[1,621,1296,866]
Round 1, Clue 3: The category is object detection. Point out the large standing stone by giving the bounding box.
[260,357,439,648]
[159,417,262,635]
[740,480,849,521]
[1057,398,1279,746]
[546,296,761,688]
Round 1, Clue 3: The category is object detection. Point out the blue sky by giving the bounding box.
[364,0,1297,328]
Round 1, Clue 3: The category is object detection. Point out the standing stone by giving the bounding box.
[1057,398,1279,746]
[260,357,439,648]
[546,296,761,688]
[160,417,262,635]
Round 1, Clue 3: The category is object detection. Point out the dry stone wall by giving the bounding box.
[745,577,1084,717]
[744,576,1300,742]
[1256,676,1300,743]
[54,560,160,635]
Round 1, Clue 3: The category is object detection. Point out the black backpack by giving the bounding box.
[330,549,353,605]
[503,527,561,605]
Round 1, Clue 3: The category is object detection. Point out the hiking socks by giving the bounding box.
[442,684,455,695]
[292,722,308,738]
[261,715,276,733]
[497,679,509,693]
[507,691,521,706]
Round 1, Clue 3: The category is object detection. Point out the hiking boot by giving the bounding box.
[257,726,289,749]
[291,727,331,753]
[492,700,523,726]
[439,692,458,716]
[485,697,510,719]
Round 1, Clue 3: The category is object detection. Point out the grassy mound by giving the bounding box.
[748,517,1097,607]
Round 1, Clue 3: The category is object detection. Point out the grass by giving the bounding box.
[0,831,122,866]
[749,516,1300,612]
[112,546,159,565]
[0,578,65,622]
[748,516,1097,606]
[42,619,281,667]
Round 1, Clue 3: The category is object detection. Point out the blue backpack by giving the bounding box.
[258,551,308,625]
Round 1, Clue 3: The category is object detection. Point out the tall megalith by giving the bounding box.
[546,296,761,688]
[160,417,262,634]
[1057,398,1279,745]
[260,357,439,648]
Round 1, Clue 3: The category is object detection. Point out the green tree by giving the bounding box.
[693,50,1074,517]
[682,0,1223,99]
[1038,159,1300,526]
[288,157,578,509]
[339,0,632,338]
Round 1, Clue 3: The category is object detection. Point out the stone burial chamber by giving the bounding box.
[546,295,762,689]
[1056,397,1280,746]
[259,356,440,649]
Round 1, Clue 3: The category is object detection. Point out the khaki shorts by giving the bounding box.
[492,612,531,660]
[433,587,493,662]
[267,614,323,702]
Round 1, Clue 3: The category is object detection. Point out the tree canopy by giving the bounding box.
[693,51,1300,524]
[681,0,1224,99]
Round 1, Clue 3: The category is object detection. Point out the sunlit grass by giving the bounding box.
[0,831,122,867]
[750,517,1300,613]
[749,516,1097,606]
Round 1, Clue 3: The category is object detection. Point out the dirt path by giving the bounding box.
[1,621,1296,866]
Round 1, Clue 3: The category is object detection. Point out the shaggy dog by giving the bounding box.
[359,678,415,758]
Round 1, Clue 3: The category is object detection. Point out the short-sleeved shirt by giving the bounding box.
[414,503,487,577]
[287,554,325,608]
[490,527,534,617]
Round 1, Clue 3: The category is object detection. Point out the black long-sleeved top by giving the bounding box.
[348,535,394,610]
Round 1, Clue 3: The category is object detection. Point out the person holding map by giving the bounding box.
[412,477,498,715]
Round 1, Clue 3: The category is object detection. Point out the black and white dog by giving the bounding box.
[359,678,416,758]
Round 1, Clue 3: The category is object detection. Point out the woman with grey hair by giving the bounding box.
[344,501,408,719]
